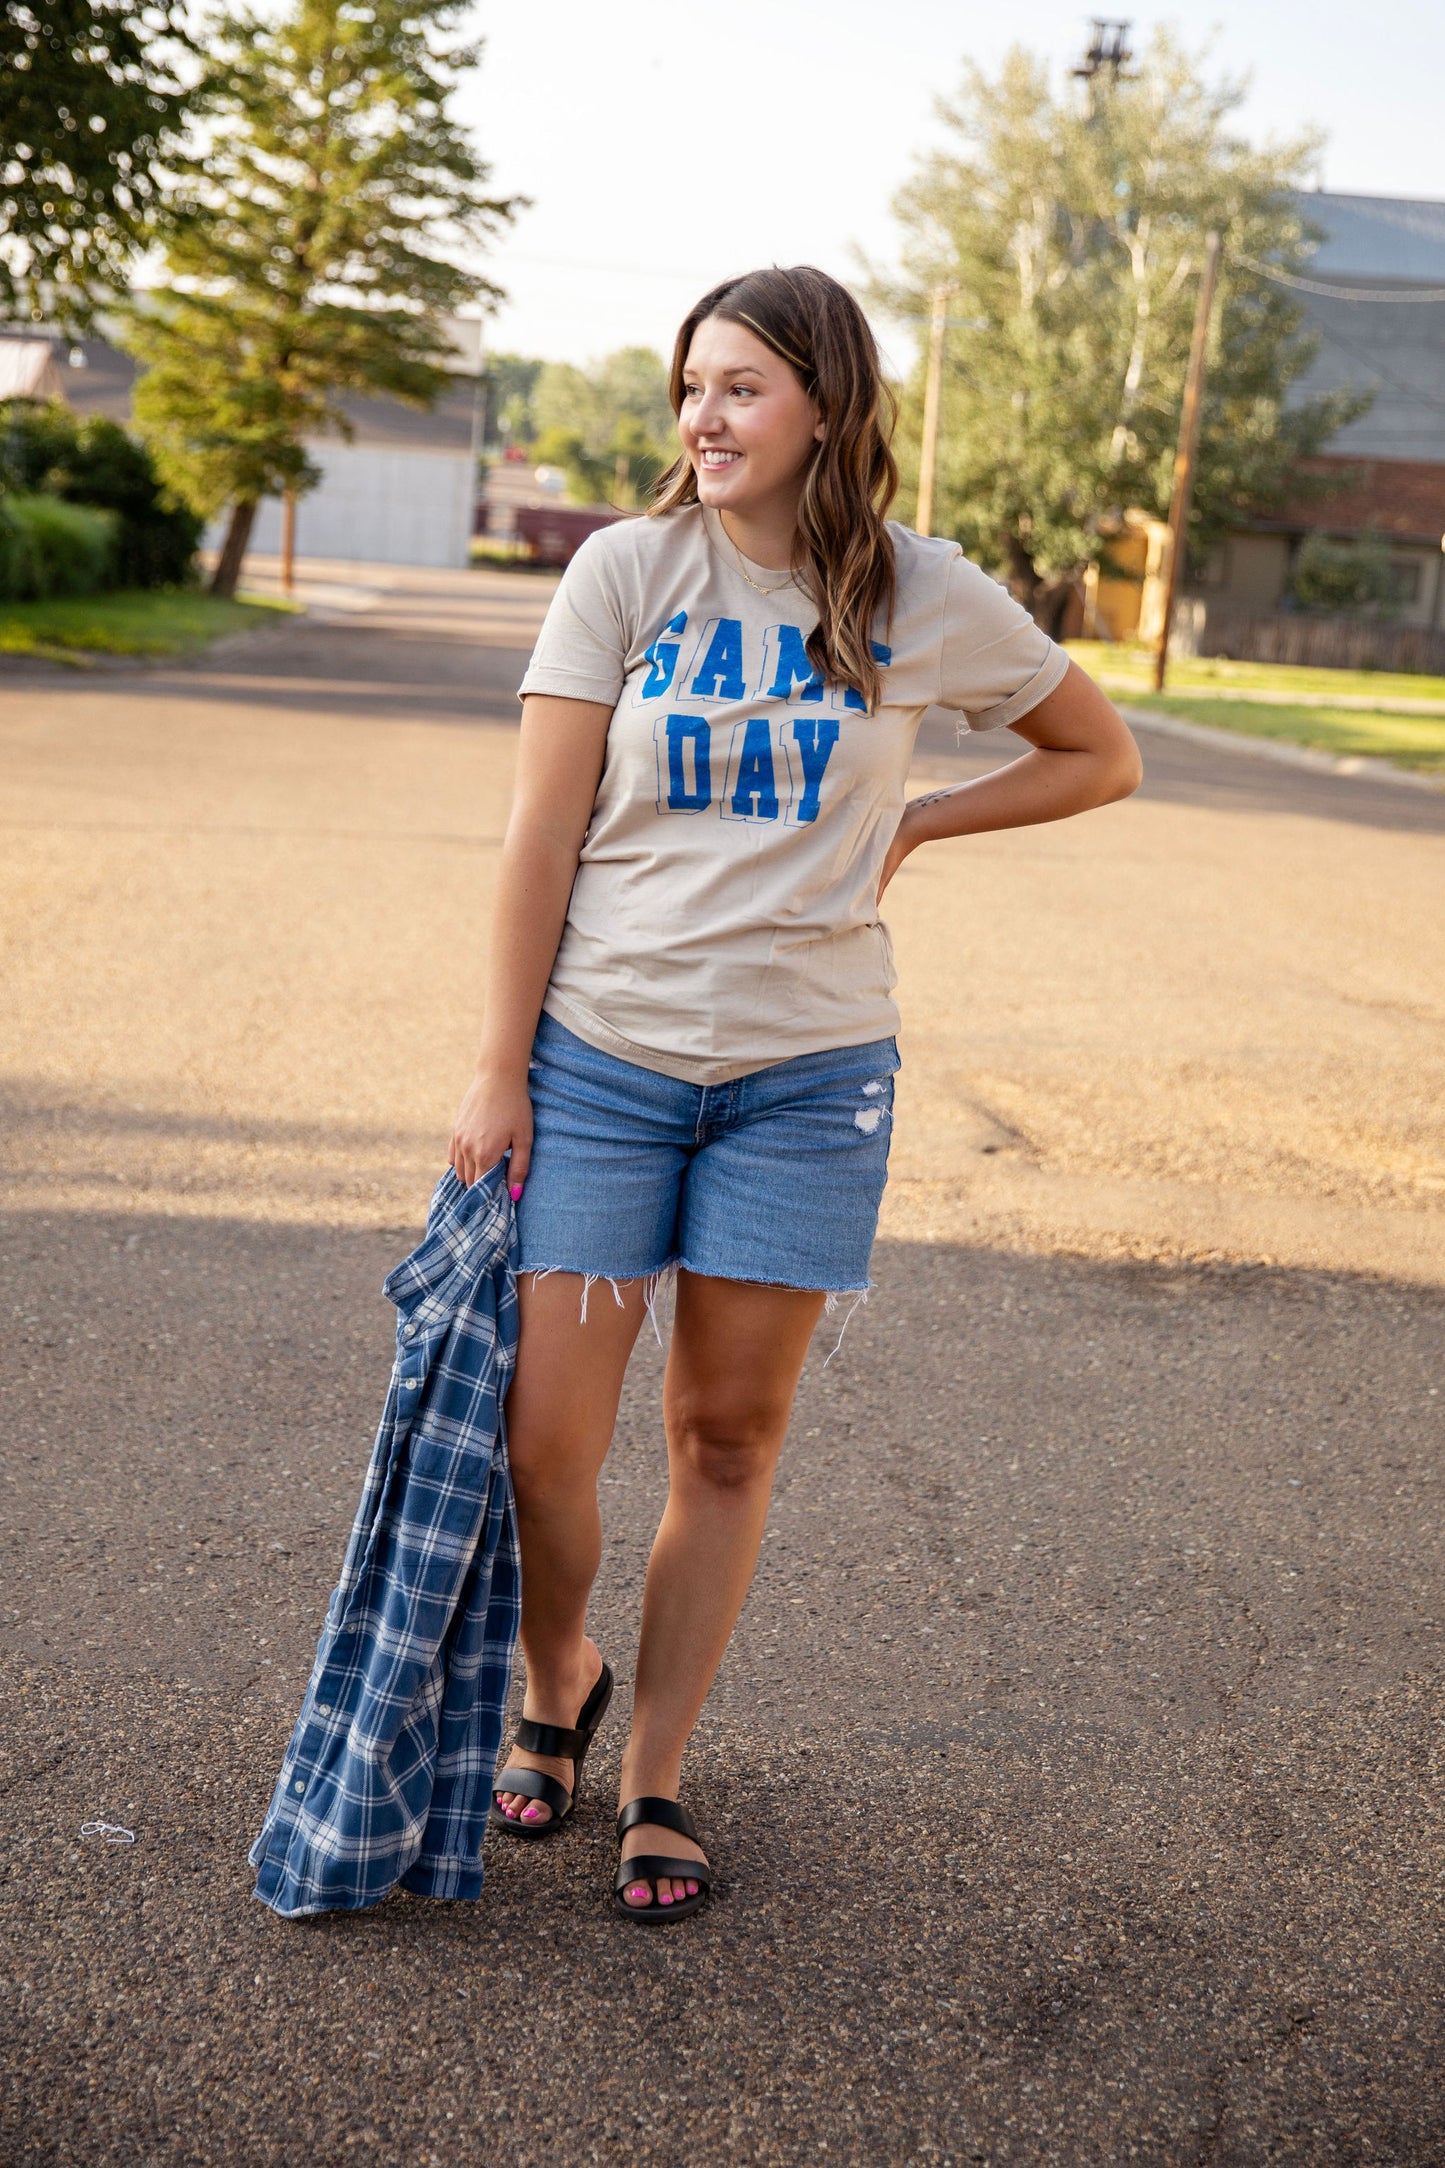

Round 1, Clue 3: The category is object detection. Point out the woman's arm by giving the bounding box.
[878,659,1142,897]
[448,692,614,1189]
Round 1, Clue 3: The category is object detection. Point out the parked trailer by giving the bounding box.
[513,503,630,568]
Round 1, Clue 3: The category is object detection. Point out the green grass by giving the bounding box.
[1068,639,1445,708]
[1117,692,1445,775]
[469,538,555,573]
[0,587,294,661]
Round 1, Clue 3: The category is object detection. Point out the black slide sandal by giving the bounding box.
[490,1661,614,1840]
[613,1795,712,1923]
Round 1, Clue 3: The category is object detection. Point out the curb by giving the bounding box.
[1118,703,1445,795]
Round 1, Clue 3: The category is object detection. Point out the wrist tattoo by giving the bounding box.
[911,786,960,810]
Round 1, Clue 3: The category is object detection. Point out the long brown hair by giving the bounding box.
[651,266,899,710]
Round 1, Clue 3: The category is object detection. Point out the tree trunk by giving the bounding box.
[209,500,258,598]
[1003,534,1081,635]
[1003,533,1039,613]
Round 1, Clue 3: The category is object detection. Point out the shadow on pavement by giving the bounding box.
[3,1208,1442,2164]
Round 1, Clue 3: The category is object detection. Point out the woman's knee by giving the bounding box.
[668,1402,785,1493]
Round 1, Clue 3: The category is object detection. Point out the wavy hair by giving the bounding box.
[650,266,899,709]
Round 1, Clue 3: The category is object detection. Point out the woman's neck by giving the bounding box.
[718,502,801,575]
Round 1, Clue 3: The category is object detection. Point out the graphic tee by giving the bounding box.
[517,503,1068,1084]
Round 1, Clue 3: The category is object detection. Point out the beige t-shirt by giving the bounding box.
[518,503,1067,1084]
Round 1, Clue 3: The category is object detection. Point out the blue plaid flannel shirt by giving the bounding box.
[250,1164,521,1918]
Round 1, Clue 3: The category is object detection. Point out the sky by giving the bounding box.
[455,0,1445,375]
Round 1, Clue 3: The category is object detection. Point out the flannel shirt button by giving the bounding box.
[402,1377,419,1389]
[403,1325,417,1341]
[294,1780,305,1793]
[317,1702,331,1715]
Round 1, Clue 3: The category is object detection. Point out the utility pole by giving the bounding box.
[914,282,950,536]
[1153,229,1222,694]
[1073,19,1134,117]
[280,489,296,597]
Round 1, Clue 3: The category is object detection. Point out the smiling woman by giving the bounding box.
[653,267,899,710]
[443,263,1141,1929]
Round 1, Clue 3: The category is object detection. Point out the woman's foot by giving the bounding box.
[617,1819,707,1909]
[616,1765,707,1907]
[495,1637,604,1827]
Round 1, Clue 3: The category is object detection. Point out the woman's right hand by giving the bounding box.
[448,1069,534,1195]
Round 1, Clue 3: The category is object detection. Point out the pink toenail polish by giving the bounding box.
[521,1805,541,1820]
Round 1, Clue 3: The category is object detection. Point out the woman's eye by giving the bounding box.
[730,385,755,398]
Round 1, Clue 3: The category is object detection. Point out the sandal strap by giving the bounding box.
[616,1795,699,1845]
[493,1766,572,1819]
[515,1717,588,1761]
[614,1854,712,1894]
[514,1662,613,1764]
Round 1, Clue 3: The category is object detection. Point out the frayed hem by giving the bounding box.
[521,1261,678,1344]
[821,1286,870,1366]
[519,1262,871,1358]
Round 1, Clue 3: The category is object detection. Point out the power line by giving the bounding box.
[1232,252,1445,304]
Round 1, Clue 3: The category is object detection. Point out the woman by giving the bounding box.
[449,266,1140,1924]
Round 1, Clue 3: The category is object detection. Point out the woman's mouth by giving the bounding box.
[699,449,742,469]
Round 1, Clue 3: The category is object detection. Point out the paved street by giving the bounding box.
[2,562,1443,2166]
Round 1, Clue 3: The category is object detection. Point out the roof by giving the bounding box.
[1287,192,1445,466]
[0,324,480,453]
[1304,192,1445,281]
[1261,455,1445,543]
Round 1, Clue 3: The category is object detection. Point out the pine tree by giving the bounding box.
[128,0,519,594]
[877,34,1369,628]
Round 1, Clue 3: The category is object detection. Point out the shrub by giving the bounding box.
[0,495,116,600]
[0,402,201,588]
[1288,530,1404,618]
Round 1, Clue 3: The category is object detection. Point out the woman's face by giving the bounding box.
[677,316,824,522]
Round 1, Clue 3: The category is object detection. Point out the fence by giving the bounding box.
[1173,598,1445,675]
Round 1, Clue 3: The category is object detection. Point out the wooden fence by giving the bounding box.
[1174,600,1445,675]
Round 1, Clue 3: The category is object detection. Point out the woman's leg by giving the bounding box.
[495,1270,649,1822]
[618,1268,826,1905]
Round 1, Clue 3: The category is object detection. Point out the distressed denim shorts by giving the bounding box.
[514,1011,899,1302]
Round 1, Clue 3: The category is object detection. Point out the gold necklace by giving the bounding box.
[725,527,794,596]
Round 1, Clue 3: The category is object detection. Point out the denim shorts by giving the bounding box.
[514,1011,900,1297]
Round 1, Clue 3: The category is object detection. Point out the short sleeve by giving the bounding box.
[939,553,1069,731]
[517,531,629,706]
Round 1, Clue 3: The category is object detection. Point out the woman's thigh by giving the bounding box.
[663,1271,827,1470]
[506,1269,651,1494]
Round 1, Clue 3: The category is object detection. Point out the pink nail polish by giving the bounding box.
[509,1184,523,1202]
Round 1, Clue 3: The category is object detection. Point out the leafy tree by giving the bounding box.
[531,346,673,506]
[127,0,519,594]
[877,34,1369,629]
[1288,530,1402,617]
[0,399,200,584]
[0,0,192,329]
[483,350,542,447]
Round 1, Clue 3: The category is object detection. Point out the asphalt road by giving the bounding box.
[2,563,1443,2167]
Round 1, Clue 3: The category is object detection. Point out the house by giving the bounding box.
[1087,191,1445,652]
[0,318,484,571]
